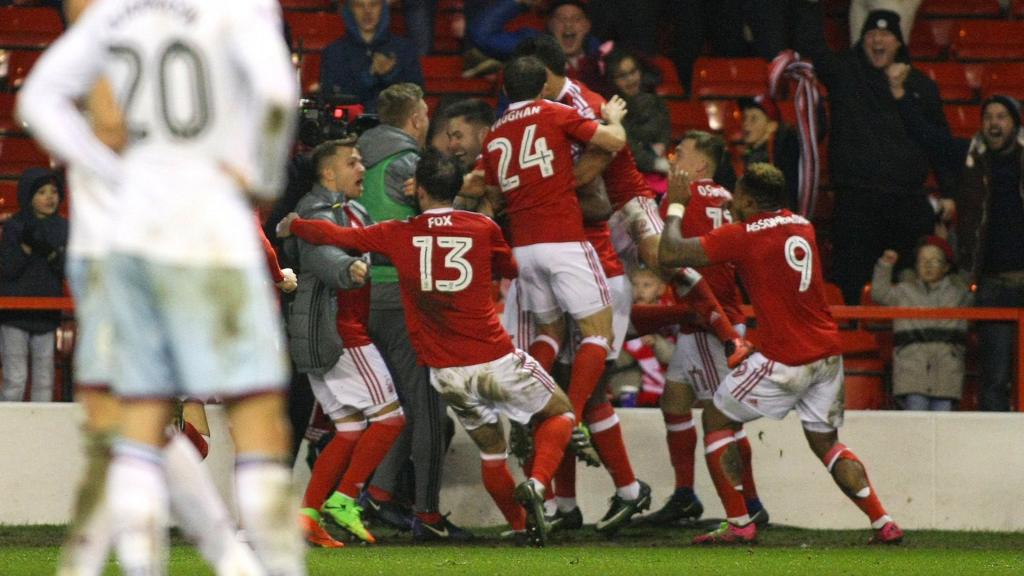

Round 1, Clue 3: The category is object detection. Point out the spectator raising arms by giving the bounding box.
[0,168,68,403]
[320,0,423,113]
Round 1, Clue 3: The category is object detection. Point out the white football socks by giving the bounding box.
[235,456,306,576]
[107,441,169,576]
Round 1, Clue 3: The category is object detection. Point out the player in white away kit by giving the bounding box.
[659,163,902,545]
[18,1,303,574]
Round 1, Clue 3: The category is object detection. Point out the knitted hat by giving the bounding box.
[981,95,1021,129]
[860,10,904,45]
[920,235,954,265]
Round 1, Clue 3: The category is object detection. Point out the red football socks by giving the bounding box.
[302,428,361,510]
[734,429,759,502]
[337,414,405,499]
[664,412,697,490]
[481,454,526,531]
[553,452,577,498]
[530,413,574,487]
[823,443,890,525]
[568,338,609,419]
[528,336,560,373]
[586,402,636,488]
[704,429,749,523]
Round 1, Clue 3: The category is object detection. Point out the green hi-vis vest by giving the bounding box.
[360,149,418,284]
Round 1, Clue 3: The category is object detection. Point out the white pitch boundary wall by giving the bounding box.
[1,404,1023,531]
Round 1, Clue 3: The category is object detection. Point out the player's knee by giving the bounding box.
[660,380,694,414]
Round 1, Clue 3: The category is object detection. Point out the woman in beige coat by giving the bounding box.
[871,236,974,410]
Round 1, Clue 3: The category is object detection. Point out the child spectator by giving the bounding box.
[871,236,973,411]
[0,167,68,402]
[737,95,801,211]
[609,268,674,407]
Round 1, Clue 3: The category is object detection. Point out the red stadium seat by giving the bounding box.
[0,179,18,213]
[908,19,946,59]
[0,136,51,178]
[919,0,1002,18]
[844,373,886,410]
[823,16,850,54]
[0,7,63,49]
[285,11,344,52]
[421,55,494,95]
[433,10,465,53]
[917,61,976,102]
[0,93,20,134]
[650,56,685,97]
[1,50,43,90]
[950,20,1024,61]
[280,0,333,10]
[692,58,768,99]
[944,104,981,139]
[667,100,711,138]
[980,62,1024,101]
[299,52,322,95]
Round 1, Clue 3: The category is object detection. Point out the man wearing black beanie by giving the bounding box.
[890,85,1024,411]
[792,3,951,305]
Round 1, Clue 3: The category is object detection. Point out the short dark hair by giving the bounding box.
[311,135,359,179]
[503,56,548,102]
[377,83,424,127]
[415,149,464,203]
[682,130,726,172]
[513,35,567,77]
[738,163,786,209]
[444,98,496,127]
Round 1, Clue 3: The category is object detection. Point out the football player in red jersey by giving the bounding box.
[646,131,769,528]
[278,149,575,548]
[659,163,902,546]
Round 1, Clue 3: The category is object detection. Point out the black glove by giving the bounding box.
[22,221,54,257]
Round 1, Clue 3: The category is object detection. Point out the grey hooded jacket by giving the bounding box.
[285,183,369,375]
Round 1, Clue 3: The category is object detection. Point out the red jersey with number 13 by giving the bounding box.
[482,99,599,247]
[699,210,840,365]
[290,209,518,368]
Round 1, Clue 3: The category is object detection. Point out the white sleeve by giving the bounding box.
[16,5,122,188]
[228,0,298,200]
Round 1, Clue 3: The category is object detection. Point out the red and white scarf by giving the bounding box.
[768,50,822,219]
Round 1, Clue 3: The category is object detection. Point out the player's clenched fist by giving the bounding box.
[601,95,628,125]
[276,213,299,238]
[276,268,298,293]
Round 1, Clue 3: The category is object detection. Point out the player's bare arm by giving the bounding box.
[576,177,612,223]
[589,95,628,153]
[573,146,614,187]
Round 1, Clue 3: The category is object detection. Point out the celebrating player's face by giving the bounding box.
[326,146,366,199]
[446,116,487,161]
[672,139,707,178]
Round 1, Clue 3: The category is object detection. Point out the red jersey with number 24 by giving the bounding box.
[290,209,518,368]
[482,99,599,247]
[699,210,841,366]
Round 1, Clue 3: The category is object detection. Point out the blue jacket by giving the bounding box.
[319,2,423,113]
[0,168,68,333]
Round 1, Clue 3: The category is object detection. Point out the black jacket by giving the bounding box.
[0,169,68,333]
[795,1,948,194]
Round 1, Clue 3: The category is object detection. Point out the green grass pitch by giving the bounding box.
[2,524,1022,575]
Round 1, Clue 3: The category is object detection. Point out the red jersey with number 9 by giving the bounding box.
[290,209,518,368]
[699,209,840,365]
[482,99,599,247]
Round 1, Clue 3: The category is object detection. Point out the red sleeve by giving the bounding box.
[699,222,747,265]
[557,105,600,145]
[489,220,517,279]
[482,140,498,187]
[292,218,393,257]
[256,221,285,283]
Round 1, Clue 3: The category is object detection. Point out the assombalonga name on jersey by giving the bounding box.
[745,213,810,233]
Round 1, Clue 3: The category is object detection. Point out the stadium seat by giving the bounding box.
[1,50,42,90]
[944,104,981,139]
[433,10,465,53]
[650,56,686,97]
[280,0,334,10]
[823,16,850,54]
[844,373,886,410]
[980,62,1024,101]
[421,55,494,95]
[950,20,1024,61]
[0,179,18,214]
[916,61,976,102]
[0,136,51,177]
[919,0,1002,18]
[0,93,20,134]
[908,19,946,59]
[667,100,711,138]
[0,7,63,49]
[299,52,322,95]
[285,11,344,52]
[692,58,768,99]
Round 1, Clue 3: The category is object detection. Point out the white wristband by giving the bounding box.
[667,203,685,219]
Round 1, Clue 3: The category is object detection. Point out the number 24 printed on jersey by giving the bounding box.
[487,124,555,192]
